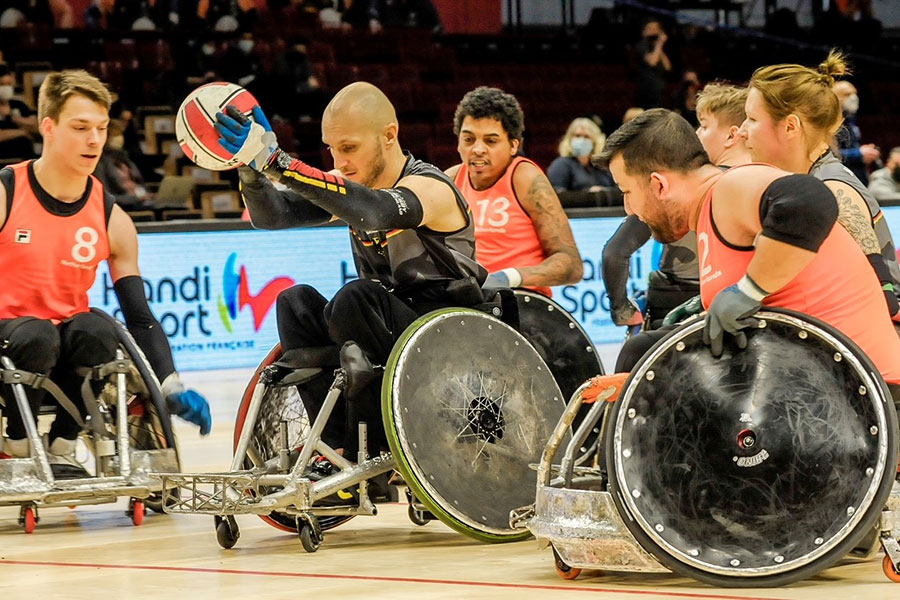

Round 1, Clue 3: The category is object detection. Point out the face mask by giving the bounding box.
[201,43,215,56]
[0,85,13,101]
[570,137,593,158]
[238,40,254,54]
[843,93,859,115]
[892,166,900,183]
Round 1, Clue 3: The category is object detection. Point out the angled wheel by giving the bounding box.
[234,344,352,533]
[606,309,899,587]
[513,290,605,462]
[383,308,566,543]
[298,515,323,553]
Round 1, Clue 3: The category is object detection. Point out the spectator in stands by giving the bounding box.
[547,117,613,193]
[446,86,582,297]
[634,20,671,108]
[270,36,323,120]
[0,64,38,160]
[218,34,261,90]
[869,147,900,201]
[202,0,257,32]
[623,107,644,123]
[834,80,880,185]
[673,70,702,127]
[0,0,73,28]
[93,119,151,210]
[343,0,442,33]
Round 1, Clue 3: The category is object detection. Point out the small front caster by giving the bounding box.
[553,547,582,580]
[297,514,323,553]
[215,515,240,549]
[19,505,38,534]
[127,498,145,526]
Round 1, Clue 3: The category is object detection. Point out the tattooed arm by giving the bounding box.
[825,181,881,254]
[511,161,584,286]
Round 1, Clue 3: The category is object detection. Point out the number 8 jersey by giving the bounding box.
[0,160,112,323]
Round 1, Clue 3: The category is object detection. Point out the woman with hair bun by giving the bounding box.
[742,49,900,320]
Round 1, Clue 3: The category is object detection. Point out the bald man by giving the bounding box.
[215,82,487,456]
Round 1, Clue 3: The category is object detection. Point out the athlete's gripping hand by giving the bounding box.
[161,373,212,435]
[703,276,766,358]
[215,105,279,171]
[611,297,644,327]
[662,295,703,327]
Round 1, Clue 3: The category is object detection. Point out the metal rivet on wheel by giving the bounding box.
[859,385,867,395]
[481,516,487,521]
[586,346,594,353]
[774,555,784,564]
[623,448,632,458]
[436,328,440,333]
[847,506,855,516]
[866,467,875,477]
[515,341,519,346]
[654,524,664,533]
[757,320,766,328]
[417,347,421,353]
[553,396,558,402]
[460,320,465,326]
[645,371,655,381]
[675,341,685,351]
[730,559,740,567]
[412,442,417,447]
[631,489,641,498]
[815,537,824,545]
[568,323,575,329]
[488,324,492,329]
[870,426,879,435]
[627,408,636,419]
[524,296,531,303]
[538,366,542,370]
[454,500,459,505]
[429,474,435,480]
[492,307,501,316]
[580,446,587,453]
[404,407,409,413]
[834,352,842,362]
[798,330,808,339]
[689,549,699,557]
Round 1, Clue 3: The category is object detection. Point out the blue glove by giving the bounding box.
[482,268,522,291]
[161,373,212,435]
[662,295,704,327]
[215,105,279,171]
[702,277,765,358]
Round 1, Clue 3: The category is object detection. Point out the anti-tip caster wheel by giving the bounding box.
[127,498,145,526]
[297,514,323,553]
[553,547,582,580]
[215,515,240,549]
[19,505,38,534]
[884,554,900,583]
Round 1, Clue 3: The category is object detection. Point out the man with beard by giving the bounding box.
[596,108,900,384]
[216,81,486,457]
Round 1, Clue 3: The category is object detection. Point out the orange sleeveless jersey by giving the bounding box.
[697,185,900,383]
[454,156,551,297]
[0,161,110,324]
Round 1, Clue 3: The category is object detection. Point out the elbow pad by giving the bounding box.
[759,175,838,252]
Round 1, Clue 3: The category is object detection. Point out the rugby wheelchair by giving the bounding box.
[0,309,181,532]
[517,308,900,586]
[157,289,603,551]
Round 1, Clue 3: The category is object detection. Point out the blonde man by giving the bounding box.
[0,71,210,476]
[695,83,751,168]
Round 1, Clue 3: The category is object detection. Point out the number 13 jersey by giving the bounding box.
[0,160,111,323]
[454,156,550,296]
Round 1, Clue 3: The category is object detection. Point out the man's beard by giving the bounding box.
[362,143,386,188]
[646,215,683,244]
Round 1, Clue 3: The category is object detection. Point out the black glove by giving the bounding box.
[702,276,767,358]
[866,253,900,317]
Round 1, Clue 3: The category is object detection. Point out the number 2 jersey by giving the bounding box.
[0,160,113,323]
[454,156,550,296]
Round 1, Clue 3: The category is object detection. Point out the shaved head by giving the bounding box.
[324,81,398,134]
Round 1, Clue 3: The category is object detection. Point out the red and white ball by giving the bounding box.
[175,81,259,171]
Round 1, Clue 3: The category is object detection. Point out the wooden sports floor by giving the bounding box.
[2,368,897,600]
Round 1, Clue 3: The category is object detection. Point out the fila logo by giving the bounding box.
[15,229,31,244]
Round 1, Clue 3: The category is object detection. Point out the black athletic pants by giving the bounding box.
[276,279,425,454]
[0,312,118,441]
